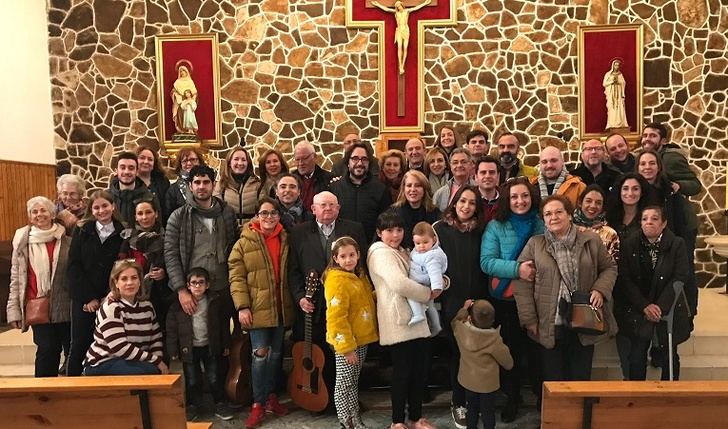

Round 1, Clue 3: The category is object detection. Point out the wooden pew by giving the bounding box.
[0,374,210,429]
[542,380,728,429]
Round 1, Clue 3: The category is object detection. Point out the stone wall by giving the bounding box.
[47,0,728,287]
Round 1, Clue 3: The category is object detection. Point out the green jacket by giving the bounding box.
[659,144,702,197]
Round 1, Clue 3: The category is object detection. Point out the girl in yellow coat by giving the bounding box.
[324,236,378,429]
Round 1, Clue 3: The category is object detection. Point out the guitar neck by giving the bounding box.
[304,312,312,359]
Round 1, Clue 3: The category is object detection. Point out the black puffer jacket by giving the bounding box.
[329,173,391,241]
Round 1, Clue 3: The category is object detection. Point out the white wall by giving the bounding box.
[0,0,55,165]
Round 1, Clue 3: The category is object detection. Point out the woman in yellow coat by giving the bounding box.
[324,236,378,429]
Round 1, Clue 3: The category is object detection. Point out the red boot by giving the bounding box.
[245,402,265,428]
[264,393,289,416]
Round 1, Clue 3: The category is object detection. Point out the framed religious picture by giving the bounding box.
[154,34,221,151]
[578,24,644,140]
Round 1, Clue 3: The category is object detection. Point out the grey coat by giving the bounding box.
[7,225,71,331]
[513,230,618,349]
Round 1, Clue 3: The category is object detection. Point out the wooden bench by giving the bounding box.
[0,374,211,429]
[542,380,728,429]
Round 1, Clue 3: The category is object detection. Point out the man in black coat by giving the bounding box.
[329,142,392,241]
[107,151,159,227]
[287,191,368,411]
[570,139,621,193]
[291,141,334,212]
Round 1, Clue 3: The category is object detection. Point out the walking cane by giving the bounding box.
[661,280,684,381]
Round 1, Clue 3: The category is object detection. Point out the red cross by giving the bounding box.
[346,0,455,132]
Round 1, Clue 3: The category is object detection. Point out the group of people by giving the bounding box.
[6,120,702,429]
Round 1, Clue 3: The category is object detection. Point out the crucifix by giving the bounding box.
[346,0,456,132]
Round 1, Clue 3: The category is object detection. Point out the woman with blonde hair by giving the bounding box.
[215,146,261,226]
[423,147,451,194]
[257,148,289,200]
[379,149,407,202]
[7,196,71,377]
[391,170,440,249]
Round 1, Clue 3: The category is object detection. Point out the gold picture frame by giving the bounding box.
[578,24,644,141]
[154,34,222,153]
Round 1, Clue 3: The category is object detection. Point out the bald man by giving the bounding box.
[287,191,368,410]
[530,146,585,208]
[570,139,621,192]
[291,141,333,212]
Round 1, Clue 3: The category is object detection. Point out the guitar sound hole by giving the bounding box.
[303,357,314,371]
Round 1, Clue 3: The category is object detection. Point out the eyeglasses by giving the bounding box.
[189,280,208,287]
[583,147,604,152]
[350,156,369,164]
[258,210,280,218]
[181,157,199,164]
[294,152,314,163]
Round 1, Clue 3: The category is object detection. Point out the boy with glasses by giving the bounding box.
[167,267,235,421]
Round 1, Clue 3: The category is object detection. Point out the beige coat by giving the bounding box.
[452,308,513,394]
[7,225,71,331]
[513,230,617,349]
[367,242,431,346]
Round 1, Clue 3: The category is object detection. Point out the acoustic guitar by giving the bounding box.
[225,327,252,407]
[288,270,329,412]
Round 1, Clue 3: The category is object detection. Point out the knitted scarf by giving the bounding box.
[28,223,64,297]
[545,223,579,324]
[538,167,568,197]
[181,198,228,264]
[443,210,478,233]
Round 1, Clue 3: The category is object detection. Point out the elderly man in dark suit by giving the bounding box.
[287,191,368,412]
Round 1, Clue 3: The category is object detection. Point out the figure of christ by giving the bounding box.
[372,0,432,75]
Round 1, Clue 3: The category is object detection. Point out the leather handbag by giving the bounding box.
[568,291,606,335]
[25,297,50,326]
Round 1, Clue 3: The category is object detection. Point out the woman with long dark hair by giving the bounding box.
[257,149,289,200]
[480,177,543,422]
[605,173,652,240]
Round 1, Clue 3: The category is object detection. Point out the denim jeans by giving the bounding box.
[249,325,285,404]
[183,346,224,406]
[84,358,160,376]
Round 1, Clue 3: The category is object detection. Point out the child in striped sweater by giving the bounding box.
[84,260,167,375]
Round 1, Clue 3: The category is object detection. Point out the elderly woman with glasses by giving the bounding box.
[229,197,294,427]
[55,174,87,234]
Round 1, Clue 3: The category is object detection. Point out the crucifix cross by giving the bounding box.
[346,0,456,132]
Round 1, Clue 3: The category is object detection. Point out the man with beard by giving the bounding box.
[432,147,475,211]
[329,142,391,240]
[107,151,157,227]
[287,191,368,413]
[605,132,635,173]
[530,146,585,208]
[405,137,426,171]
[332,132,380,177]
[571,139,621,192]
[275,173,313,231]
[291,141,334,212]
[641,122,702,197]
[496,132,537,183]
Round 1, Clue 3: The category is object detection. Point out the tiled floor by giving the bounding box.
[201,389,541,428]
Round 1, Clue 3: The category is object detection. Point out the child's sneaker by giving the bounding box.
[214,402,236,421]
[245,403,265,428]
[264,393,288,416]
[408,315,426,326]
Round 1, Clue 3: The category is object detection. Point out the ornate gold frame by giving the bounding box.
[154,33,222,154]
[577,23,644,141]
[345,1,457,133]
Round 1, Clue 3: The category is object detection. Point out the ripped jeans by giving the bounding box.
[249,325,286,404]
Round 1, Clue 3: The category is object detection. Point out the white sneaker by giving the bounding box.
[451,404,467,429]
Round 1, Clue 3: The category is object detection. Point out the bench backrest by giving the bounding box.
[0,375,187,429]
[542,381,728,429]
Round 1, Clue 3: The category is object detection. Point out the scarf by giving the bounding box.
[538,167,568,197]
[572,208,606,228]
[379,171,403,201]
[640,232,662,269]
[545,223,579,324]
[28,223,64,298]
[509,211,538,258]
[182,198,228,264]
[443,210,478,233]
[232,172,251,187]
